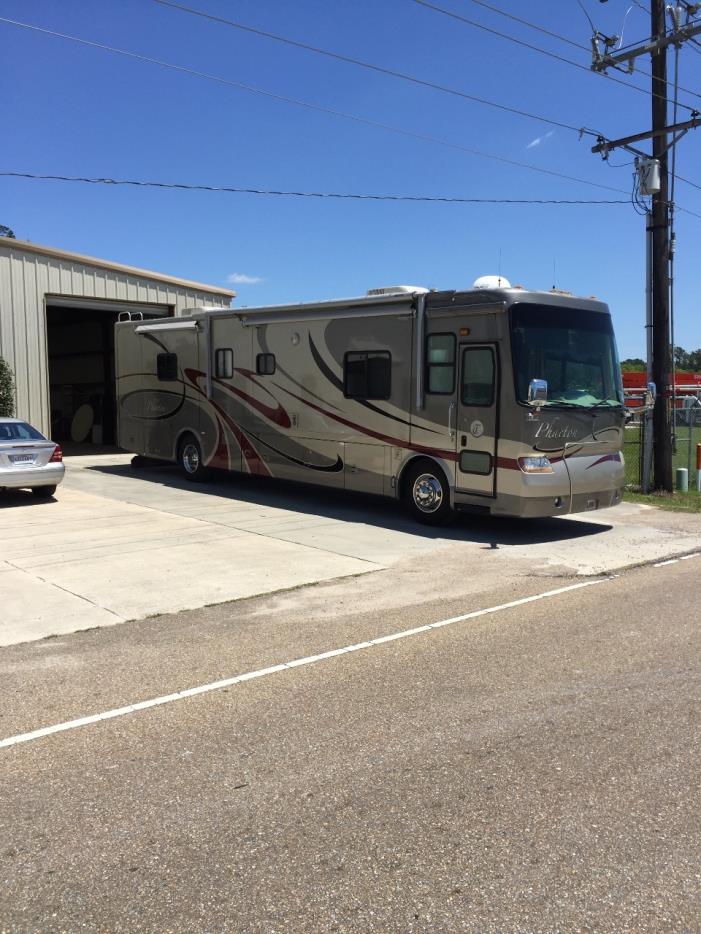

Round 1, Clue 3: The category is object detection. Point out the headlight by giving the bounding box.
[518,455,554,474]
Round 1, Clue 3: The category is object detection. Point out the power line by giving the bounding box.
[676,171,701,191]
[411,0,699,112]
[632,0,651,15]
[0,15,628,197]
[0,171,674,216]
[0,171,630,204]
[5,13,695,200]
[616,4,636,51]
[460,0,701,106]
[150,0,593,134]
[463,0,588,52]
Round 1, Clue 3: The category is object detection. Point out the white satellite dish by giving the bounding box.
[472,275,511,289]
[71,404,94,443]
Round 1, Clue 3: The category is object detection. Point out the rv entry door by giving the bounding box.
[455,343,498,497]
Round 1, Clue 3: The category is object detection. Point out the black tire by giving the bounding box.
[31,485,56,499]
[178,434,211,482]
[402,459,452,525]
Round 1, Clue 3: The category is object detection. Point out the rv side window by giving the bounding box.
[157,353,178,382]
[256,353,276,376]
[344,351,391,400]
[461,347,495,406]
[426,334,456,394]
[215,348,234,379]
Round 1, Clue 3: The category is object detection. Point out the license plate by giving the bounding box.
[10,455,34,465]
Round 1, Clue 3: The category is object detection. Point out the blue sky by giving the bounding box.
[2,0,700,358]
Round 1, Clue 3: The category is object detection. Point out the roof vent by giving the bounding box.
[472,275,511,290]
[366,285,429,296]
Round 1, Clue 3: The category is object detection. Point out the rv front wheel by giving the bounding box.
[178,434,210,483]
[403,459,451,525]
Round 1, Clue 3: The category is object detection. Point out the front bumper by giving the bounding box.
[0,463,65,490]
[493,486,623,518]
[455,485,624,518]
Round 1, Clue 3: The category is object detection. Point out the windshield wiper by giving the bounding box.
[589,399,624,412]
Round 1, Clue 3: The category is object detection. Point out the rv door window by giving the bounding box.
[461,347,495,406]
[215,348,234,379]
[426,333,456,394]
[256,353,276,376]
[157,353,178,382]
[459,450,492,475]
[344,351,391,400]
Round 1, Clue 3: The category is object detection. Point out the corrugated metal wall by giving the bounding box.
[0,243,231,435]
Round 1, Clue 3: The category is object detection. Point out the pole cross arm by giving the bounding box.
[591,116,701,155]
[591,20,701,72]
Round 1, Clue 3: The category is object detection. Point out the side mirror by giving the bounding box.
[528,378,548,407]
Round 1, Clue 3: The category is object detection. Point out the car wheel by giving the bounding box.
[402,459,452,525]
[178,434,211,483]
[31,486,56,499]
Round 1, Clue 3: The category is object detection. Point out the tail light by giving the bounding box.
[49,444,63,463]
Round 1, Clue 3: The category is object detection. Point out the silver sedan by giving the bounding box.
[0,418,65,498]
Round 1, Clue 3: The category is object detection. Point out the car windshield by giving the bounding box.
[510,303,624,408]
[0,421,46,442]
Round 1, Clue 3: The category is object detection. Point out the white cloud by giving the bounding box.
[526,130,555,150]
[227,272,264,285]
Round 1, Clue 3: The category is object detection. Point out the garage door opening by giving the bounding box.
[46,301,170,448]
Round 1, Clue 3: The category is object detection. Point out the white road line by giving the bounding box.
[653,552,700,567]
[0,578,611,751]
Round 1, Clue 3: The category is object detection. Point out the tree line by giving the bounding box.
[621,348,701,373]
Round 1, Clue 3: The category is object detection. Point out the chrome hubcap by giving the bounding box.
[413,473,443,513]
[182,443,200,474]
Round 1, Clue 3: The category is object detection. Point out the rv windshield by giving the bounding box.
[510,303,623,409]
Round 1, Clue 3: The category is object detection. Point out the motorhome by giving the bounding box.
[115,277,626,523]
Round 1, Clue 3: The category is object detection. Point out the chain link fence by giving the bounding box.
[624,388,701,490]
[623,393,646,488]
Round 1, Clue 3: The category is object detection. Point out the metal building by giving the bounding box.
[0,239,234,446]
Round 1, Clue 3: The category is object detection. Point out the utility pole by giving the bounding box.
[650,0,673,492]
[588,2,701,491]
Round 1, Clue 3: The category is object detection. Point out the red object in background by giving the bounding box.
[622,371,701,389]
[622,371,701,409]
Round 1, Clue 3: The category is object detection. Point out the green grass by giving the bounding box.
[624,489,701,513]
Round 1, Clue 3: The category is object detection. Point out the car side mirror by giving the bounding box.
[528,378,548,408]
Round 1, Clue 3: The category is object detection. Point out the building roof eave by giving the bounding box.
[0,239,236,298]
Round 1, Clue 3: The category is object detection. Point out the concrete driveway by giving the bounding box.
[2,453,700,646]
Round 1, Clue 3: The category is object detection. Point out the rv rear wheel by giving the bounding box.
[178,434,211,483]
[403,459,452,525]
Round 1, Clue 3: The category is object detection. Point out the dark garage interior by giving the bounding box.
[46,303,170,448]
[47,305,120,447]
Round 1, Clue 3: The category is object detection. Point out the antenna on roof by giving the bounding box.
[498,247,502,287]
[552,258,556,291]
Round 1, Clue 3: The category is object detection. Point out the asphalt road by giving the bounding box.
[0,558,699,932]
